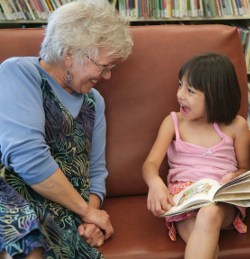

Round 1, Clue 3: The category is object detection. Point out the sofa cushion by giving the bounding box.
[100,195,250,259]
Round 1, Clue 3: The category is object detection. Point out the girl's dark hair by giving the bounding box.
[178,52,241,125]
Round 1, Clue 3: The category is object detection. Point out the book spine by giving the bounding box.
[236,0,244,14]
[40,0,51,15]
[23,0,36,20]
[215,0,222,16]
[7,0,17,19]
[8,0,20,19]
[50,0,58,10]
[15,0,27,19]
[34,0,46,19]
[118,0,126,17]
[45,0,54,11]
[0,2,6,20]
[0,0,9,20]
[219,0,226,15]
[198,0,204,16]
[191,0,198,17]
[231,0,239,15]
[1,0,15,20]
[29,0,42,19]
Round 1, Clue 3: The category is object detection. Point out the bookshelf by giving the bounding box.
[2,1,249,64]
[0,1,250,25]
[117,0,250,19]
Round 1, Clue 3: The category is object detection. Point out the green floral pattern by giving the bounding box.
[0,74,103,259]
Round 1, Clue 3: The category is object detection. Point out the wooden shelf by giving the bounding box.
[0,20,46,24]
[128,14,250,23]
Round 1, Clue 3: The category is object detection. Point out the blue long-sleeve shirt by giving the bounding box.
[0,57,108,202]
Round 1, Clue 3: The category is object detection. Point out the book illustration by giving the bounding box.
[176,182,213,206]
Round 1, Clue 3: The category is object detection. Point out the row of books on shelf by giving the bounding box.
[248,82,250,127]
[238,25,250,74]
[1,0,250,21]
[0,0,72,20]
[118,0,250,19]
[247,45,250,129]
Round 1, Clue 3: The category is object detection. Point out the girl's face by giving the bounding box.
[177,75,206,121]
[63,48,117,94]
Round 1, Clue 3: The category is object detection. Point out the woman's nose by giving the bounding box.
[101,70,112,80]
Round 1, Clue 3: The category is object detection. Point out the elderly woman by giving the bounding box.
[0,1,133,258]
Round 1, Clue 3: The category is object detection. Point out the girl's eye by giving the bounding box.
[188,87,195,94]
[178,81,182,88]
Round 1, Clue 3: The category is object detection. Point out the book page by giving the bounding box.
[214,192,250,201]
[164,179,221,215]
[216,182,250,194]
[219,170,250,188]
[162,202,213,217]
[215,170,250,199]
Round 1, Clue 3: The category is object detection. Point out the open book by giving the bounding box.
[162,170,250,217]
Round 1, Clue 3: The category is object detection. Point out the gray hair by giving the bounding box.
[40,0,133,63]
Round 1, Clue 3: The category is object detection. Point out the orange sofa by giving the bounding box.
[0,24,249,259]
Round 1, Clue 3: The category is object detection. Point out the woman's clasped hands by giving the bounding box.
[78,205,114,247]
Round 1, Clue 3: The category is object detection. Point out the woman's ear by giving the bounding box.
[63,50,73,68]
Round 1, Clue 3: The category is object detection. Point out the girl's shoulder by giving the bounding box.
[162,112,181,126]
[231,115,249,135]
[159,112,177,134]
[219,115,249,137]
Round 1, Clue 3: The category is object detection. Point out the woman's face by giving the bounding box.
[63,48,117,94]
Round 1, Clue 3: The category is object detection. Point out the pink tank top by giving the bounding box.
[167,112,238,184]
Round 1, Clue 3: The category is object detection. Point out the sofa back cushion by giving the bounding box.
[0,25,248,198]
[95,25,248,197]
[0,28,44,61]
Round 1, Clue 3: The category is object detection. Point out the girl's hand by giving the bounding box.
[78,223,105,247]
[147,176,175,217]
[220,172,235,184]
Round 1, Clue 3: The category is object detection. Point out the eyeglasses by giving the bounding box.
[85,55,116,77]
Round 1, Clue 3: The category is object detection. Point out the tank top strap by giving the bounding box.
[170,112,180,140]
[212,122,225,138]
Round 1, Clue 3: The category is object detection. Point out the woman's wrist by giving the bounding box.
[89,193,102,209]
[76,200,90,219]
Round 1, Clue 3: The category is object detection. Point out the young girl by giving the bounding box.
[142,53,250,259]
